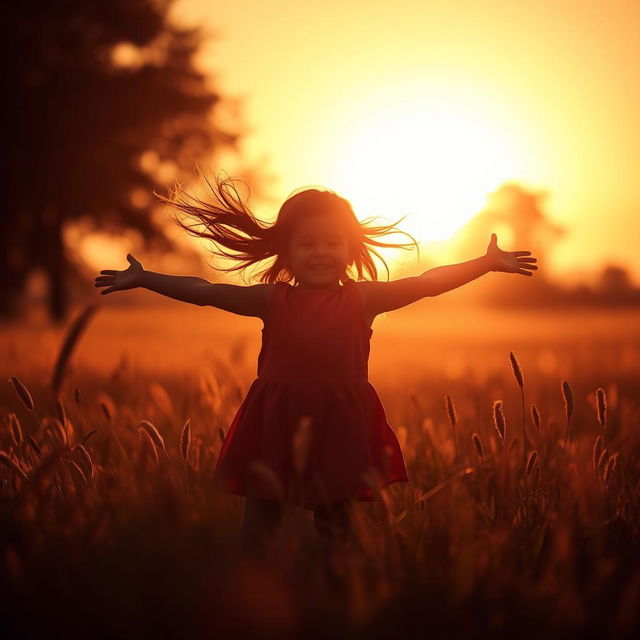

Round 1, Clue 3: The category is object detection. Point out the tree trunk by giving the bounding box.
[0,266,27,319]
[0,221,29,320]
[45,209,68,324]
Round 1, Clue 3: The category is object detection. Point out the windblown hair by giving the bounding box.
[155,169,420,285]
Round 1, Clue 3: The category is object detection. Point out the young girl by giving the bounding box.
[94,174,537,551]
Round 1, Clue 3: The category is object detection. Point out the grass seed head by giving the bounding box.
[180,419,191,462]
[592,435,603,471]
[49,418,68,446]
[526,449,538,477]
[561,381,574,420]
[596,387,607,428]
[98,394,116,423]
[471,432,484,458]
[445,394,457,428]
[603,455,616,487]
[596,448,608,475]
[0,451,27,480]
[509,352,524,389]
[68,459,88,484]
[493,400,506,443]
[73,444,94,478]
[531,404,540,432]
[138,419,167,456]
[8,376,35,413]
[8,413,22,447]
[604,452,620,486]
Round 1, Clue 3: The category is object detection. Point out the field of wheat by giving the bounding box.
[1,300,639,639]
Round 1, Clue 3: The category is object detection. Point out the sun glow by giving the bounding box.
[333,98,526,246]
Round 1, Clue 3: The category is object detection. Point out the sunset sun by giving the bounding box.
[333,99,524,246]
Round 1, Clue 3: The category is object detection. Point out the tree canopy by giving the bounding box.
[1,0,245,321]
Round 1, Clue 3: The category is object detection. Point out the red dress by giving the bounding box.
[212,277,409,509]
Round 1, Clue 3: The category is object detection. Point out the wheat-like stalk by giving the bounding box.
[509,352,524,389]
[531,404,540,434]
[561,380,574,460]
[595,387,609,453]
[510,352,527,509]
[471,432,484,459]
[562,381,574,419]
[138,420,168,458]
[592,435,603,471]
[596,448,608,476]
[73,444,94,479]
[138,428,159,465]
[445,394,459,472]
[180,419,191,462]
[0,450,28,480]
[8,412,23,447]
[596,388,607,426]
[603,453,616,488]
[67,459,88,485]
[49,418,68,447]
[445,393,457,427]
[603,452,619,488]
[50,303,97,394]
[526,450,538,477]
[98,394,116,423]
[493,400,506,446]
[8,376,35,413]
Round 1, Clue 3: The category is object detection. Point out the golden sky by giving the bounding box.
[170,0,640,283]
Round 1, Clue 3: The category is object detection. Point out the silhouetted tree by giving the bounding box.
[1,1,251,322]
[599,264,633,297]
[451,182,565,275]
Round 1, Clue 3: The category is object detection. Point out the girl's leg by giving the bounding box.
[313,499,352,545]
[240,496,284,554]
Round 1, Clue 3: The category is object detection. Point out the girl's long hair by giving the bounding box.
[154,169,420,284]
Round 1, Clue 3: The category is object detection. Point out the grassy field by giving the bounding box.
[1,300,639,638]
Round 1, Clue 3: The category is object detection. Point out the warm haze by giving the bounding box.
[165,0,640,284]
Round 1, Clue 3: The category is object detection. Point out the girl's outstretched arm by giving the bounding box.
[357,234,538,316]
[94,253,271,318]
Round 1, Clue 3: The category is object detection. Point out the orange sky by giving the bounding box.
[169,0,640,283]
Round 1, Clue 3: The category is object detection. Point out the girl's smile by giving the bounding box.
[287,214,350,288]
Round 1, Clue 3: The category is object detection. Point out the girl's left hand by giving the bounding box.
[485,233,538,276]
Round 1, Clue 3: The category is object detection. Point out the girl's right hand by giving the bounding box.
[94,253,145,295]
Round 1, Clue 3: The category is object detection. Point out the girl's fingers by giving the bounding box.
[94,276,112,283]
[518,257,537,263]
[511,251,532,257]
[100,270,118,275]
[516,269,533,276]
[100,287,117,295]
[518,263,538,270]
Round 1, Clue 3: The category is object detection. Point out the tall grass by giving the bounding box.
[1,324,639,639]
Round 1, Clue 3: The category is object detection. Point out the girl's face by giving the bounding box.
[287,214,350,288]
